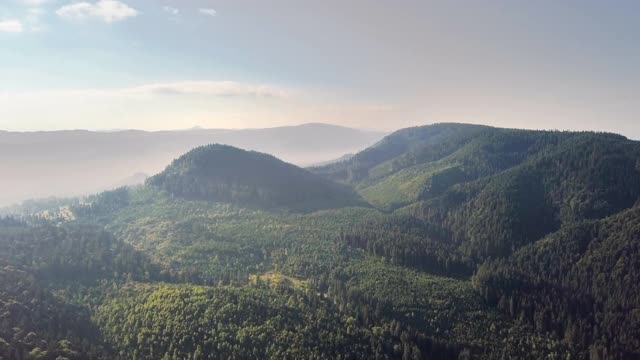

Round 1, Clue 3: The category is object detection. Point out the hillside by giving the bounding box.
[311,123,640,357]
[475,205,640,358]
[147,144,365,212]
[3,191,570,360]
[313,124,640,259]
[0,123,385,206]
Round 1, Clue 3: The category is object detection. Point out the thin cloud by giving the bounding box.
[19,0,56,5]
[198,8,216,17]
[56,0,138,23]
[0,19,24,32]
[123,81,290,99]
[162,6,179,15]
[2,81,293,100]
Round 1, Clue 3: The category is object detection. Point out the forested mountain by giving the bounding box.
[313,124,640,262]
[147,144,365,211]
[311,123,640,358]
[2,122,640,359]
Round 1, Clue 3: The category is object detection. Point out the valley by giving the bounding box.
[1,123,639,359]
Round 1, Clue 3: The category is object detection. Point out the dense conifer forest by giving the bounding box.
[2,123,639,359]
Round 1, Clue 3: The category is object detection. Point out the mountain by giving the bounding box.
[4,122,640,359]
[0,123,385,206]
[310,123,490,185]
[312,123,640,357]
[147,144,365,211]
[313,123,640,266]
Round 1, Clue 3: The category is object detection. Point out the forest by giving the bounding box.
[1,123,639,359]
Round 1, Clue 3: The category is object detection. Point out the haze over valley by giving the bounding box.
[0,123,385,206]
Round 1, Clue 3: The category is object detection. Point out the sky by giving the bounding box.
[0,0,639,137]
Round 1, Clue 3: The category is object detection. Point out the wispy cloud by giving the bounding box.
[162,6,178,15]
[19,0,56,5]
[0,81,294,130]
[0,19,24,33]
[56,0,138,23]
[123,81,290,98]
[2,81,292,100]
[198,8,216,17]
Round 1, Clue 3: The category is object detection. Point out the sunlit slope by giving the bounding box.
[314,123,640,259]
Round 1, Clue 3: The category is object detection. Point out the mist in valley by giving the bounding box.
[0,123,385,206]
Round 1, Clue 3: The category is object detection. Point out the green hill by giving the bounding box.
[312,123,640,357]
[314,124,640,260]
[147,144,365,212]
[313,123,639,211]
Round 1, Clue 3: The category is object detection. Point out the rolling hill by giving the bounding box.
[147,144,365,212]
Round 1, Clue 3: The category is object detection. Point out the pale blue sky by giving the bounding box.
[1,0,639,138]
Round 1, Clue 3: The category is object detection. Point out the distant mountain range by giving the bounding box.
[0,123,386,206]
